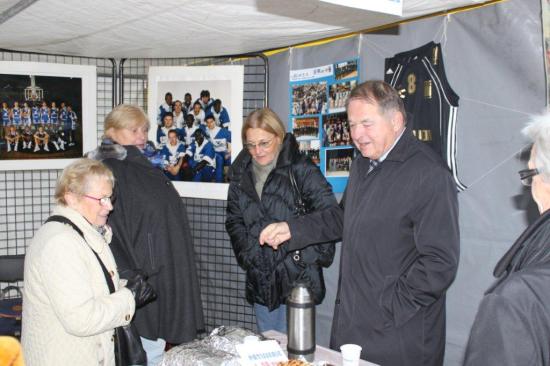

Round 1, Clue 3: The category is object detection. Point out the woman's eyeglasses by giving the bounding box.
[518,168,540,187]
[244,139,274,151]
[83,194,115,206]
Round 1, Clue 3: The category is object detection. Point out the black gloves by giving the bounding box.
[125,273,157,308]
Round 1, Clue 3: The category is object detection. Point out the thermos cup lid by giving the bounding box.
[288,281,313,304]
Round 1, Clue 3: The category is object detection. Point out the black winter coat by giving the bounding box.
[287,129,459,366]
[226,133,337,310]
[464,209,550,366]
[88,140,204,344]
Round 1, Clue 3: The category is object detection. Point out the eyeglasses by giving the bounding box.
[518,168,540,186]
[83,194,115,206]
[244,139,274,151]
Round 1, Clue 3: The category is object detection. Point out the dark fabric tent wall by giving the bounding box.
[267,0,545,364]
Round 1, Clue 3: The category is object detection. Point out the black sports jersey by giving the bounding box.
[385,41,466,191]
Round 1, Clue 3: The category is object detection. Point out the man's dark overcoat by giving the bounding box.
[288,129,460,366]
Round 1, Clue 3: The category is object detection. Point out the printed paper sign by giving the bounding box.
[236,339,288,366]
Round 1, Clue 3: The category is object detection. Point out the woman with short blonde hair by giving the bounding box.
[88,104,204,365]
[23,158,155,366]
[227,107,337,333]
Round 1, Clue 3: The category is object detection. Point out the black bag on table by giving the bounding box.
[0,285,22,338]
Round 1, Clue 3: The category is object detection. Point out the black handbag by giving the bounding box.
[0,285,22,338]
[281,169,336,306]
[288,167,308,263]
[112,322,147,366]
[46,215,147,366]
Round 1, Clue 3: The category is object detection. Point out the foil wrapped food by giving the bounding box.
[159,326,261,366]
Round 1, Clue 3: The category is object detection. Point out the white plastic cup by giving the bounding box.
[340,344,362,366]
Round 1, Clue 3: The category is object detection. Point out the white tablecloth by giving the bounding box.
[262,330,378,366]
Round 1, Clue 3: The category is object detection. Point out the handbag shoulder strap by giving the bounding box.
[45,215,115,294]
[46,215,84,237]
[288,166,305,207]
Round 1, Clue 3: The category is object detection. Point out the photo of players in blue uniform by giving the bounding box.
[0,72,83,160]
[154,89,232,182]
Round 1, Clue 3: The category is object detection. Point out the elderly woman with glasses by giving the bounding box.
[22,158,155,366]
[463,113,550,365]
[226,107,338,333]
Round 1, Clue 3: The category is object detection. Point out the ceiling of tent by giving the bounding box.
[0,0,492,58]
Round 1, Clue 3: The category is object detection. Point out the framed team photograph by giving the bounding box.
[328,79,357,114]
[148,65,244,200]
[323,112,351,147]
[291,82,328,116]
[292,116,319,140]
[298,139,321,165]
[325,147,354,177]
[0,61,97,171]
[335,60,358,80]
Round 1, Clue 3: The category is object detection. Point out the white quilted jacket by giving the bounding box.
[22,205,135,366]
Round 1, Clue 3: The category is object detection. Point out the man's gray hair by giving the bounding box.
[346,80,407,123]
[522,112,550,182]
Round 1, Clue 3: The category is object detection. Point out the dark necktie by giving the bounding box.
[368,159,379,173]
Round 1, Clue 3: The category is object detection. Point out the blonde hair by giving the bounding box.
[242,108,286,143]
[55,158,114,205]
[104,104,150,138]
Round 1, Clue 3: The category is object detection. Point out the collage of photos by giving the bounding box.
[289,59,359,192]
[0,73,83,161]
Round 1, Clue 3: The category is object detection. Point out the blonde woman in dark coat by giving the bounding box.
[88,104,204,365]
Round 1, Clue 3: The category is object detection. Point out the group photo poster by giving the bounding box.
[0,61,97,171]
[289,59,359,193]
[148,65,244,200]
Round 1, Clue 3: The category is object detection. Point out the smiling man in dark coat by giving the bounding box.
[260,80,460,366]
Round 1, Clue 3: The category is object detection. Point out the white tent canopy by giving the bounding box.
[0,0,491,58]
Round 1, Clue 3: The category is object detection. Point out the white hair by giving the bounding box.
[522,112,550,182]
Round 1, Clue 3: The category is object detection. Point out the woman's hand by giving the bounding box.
[259,222,291,250]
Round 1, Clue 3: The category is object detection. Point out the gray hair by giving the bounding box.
[346,80,407,123]
[522,112,550,182]
[55,158,114,205]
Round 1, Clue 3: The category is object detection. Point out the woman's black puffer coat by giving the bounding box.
[226,133,337,310]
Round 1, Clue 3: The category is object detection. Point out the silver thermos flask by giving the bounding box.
[287,281,315,362]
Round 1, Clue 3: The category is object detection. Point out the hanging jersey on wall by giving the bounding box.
[385,41,466,191]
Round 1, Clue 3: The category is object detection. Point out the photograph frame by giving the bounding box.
[147,65,244,200]
[0,61,97,171]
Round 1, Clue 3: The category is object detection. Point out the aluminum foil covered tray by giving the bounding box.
[160,326,261,366]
